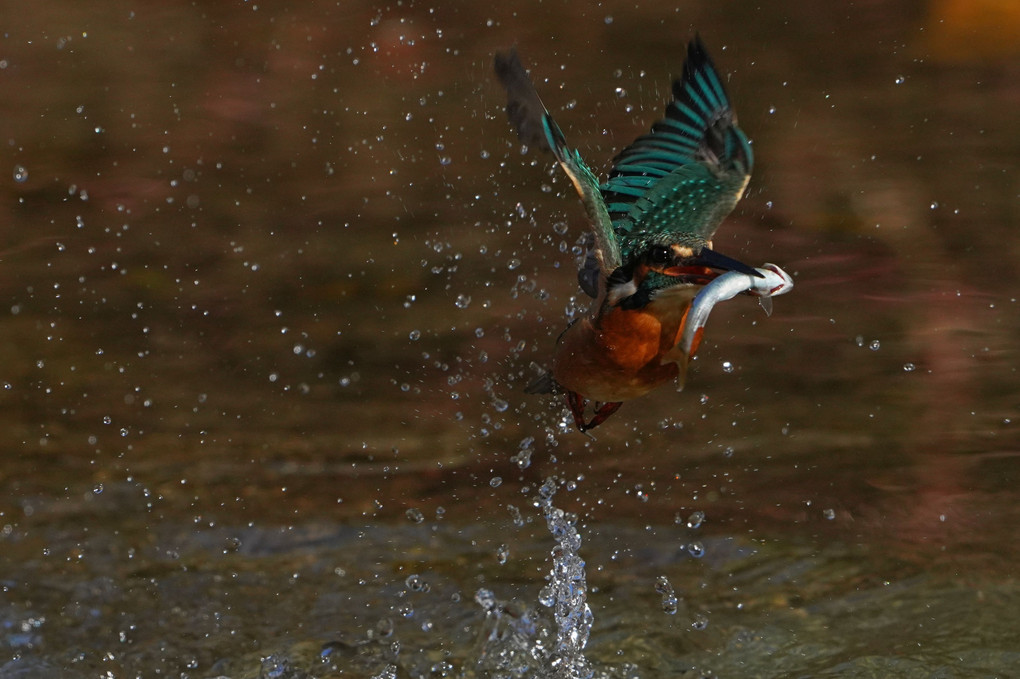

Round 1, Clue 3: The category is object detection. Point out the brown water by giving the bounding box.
[1,1,1018,677]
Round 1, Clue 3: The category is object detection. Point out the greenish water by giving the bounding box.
[1,1,1018,677]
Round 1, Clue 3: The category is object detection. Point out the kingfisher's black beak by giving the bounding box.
[695,247,764,278]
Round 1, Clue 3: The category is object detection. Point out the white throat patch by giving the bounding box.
[607,278,638,306]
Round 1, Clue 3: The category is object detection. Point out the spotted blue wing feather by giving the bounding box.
[601,36,753,261]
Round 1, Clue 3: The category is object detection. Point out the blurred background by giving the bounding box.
[0,0,1017,676]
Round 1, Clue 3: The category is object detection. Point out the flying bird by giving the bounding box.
[495,36,792,432]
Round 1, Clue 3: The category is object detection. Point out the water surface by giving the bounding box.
[1,1,1018,677]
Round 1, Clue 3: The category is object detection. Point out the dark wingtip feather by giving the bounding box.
[494,48,551,152]
[674,35,729,121]
[680,33,714,94]
[676,35,752,174]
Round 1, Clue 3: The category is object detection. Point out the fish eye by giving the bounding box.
[649,245,671,264]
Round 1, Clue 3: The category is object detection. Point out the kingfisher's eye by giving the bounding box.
[649,246,671,264]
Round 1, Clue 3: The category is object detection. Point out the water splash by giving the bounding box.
[536,477,594,679]
[474,476,595,678]
[473,588,544,676]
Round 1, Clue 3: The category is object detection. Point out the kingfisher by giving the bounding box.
[495,36,792,432]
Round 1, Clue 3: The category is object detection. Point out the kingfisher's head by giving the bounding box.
[607,240,761,310]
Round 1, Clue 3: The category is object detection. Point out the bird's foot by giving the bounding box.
[565,392,622,432]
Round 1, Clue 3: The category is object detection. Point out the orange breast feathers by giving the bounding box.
[551,296,695,403]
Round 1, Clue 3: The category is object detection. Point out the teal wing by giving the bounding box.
[495,49,622,275]
[601,36,753,261]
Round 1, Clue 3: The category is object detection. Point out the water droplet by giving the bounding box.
[405,574,429,592]
[512,447,532,469]
[894,75,905,85]
[903,362,916,372]
[262,656,296,678]
[489,476,502,488]
[405,508,425,524]
[430,661,454,674]
[929,201,938,210]
[496,543,509,564]
[507,504,525,527]
[454,294,471,309]
[474,588,497,612]
[822,508,836,520]
[686,511,705,530]
[655,575,678,615]
[408,329,421,341]
[869,340,881,351]
[768,105,776,114]
[13,165,27,183]
[687,541,705,558]
[691,612,709,630]
[721,361,734,373]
